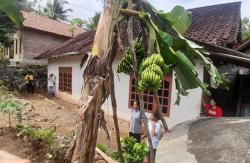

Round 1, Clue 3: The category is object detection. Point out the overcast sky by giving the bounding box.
[40,0,250,20]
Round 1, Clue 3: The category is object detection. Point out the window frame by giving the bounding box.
[128,74,172,117]
[59,67,72,94]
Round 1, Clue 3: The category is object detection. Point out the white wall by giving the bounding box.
[48,55,84,103]
[166,60,204,128]
[48,55,204,129]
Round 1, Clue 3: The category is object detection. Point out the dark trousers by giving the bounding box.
[26,83,34,94]
[129,132,141,143]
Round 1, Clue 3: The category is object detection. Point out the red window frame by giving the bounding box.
[128,74,172,117]
[59,67,72,94]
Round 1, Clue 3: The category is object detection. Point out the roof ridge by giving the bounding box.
[188,1,241,11]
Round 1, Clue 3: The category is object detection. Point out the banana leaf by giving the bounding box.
[157,5,192,34]
[0,0,23,26]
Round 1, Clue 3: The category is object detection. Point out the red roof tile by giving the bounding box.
[36,2,242,59]
[22,11,86,37]
[185,2,241,46]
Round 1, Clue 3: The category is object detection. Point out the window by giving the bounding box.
[59,67,72,93]
[128,74,172,116]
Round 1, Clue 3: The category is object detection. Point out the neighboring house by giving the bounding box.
[35,2,250,128]
[3,11,85,65]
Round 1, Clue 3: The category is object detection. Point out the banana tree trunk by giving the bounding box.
[70,1,124,163]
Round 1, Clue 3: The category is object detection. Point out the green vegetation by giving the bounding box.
[42,0,72,21]
[70,12,101,30]
[118,4,228,104]
[242,17,250,40]
[0,96,24,127]
[97,137,148,163]
[17,124,55,145]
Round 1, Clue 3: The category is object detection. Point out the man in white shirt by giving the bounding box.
[48,74,56,97]
[129,101,141,142]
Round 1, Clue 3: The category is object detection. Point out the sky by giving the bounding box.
[40,0,250,20]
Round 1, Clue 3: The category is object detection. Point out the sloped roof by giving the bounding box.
[185,2,241,46]
[22,11,85,37]
[35,30,95,59]
[233,37,250,52]
[36,2,242,59]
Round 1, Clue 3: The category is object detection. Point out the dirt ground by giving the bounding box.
[0,93,130,161]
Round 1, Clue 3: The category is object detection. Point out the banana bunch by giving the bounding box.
[139,64,162,91]
[138,53,168,91]
[117,42,145,74]
[140,53,164,72]
[117,49,133,74]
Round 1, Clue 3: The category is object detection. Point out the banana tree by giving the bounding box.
[0,0,23,26]
[71,0,227,163]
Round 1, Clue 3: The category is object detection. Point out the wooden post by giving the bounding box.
[236,75,244,116]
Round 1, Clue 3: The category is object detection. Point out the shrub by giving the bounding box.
[17,124,34,139]
[17,125,55,145]
[121,137,149,163]
[32,128,55,145]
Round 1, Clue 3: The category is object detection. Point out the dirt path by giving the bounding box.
[0,93,130,161]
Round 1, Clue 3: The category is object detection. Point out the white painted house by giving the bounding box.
[35,2,250,128]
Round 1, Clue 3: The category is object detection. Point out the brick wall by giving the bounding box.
[21,28,70,64]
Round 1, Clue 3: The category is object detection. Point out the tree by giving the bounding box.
[242,17,250,40]
[70,13,101,30]
[0,96,24,127]
[0,0,23,25]
[70,0,227,163]
[16,0,38,12]
[43,0,72,21]
[0,0,22,47]
[0,12,17,47]
[70,18,87,28]
[86,12,100,30]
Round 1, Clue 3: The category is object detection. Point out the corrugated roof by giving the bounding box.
[22,11,85,37]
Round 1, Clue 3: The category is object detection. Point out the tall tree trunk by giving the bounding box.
[70,76,105,163]
[70,1,124,163]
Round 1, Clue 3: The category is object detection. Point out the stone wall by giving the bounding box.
[0,65,47,92]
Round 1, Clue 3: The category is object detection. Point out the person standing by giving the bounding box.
[129,101,142,142]
[147,111,161,160]
[202,99,223,117]
[24,72,34,94]
[48,74,56,97]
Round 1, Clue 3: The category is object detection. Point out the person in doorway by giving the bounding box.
[129,101,142,143]
[203,99,223,117]
[48,74,56,97]
[24,71,34,94]
[146,111,161,162]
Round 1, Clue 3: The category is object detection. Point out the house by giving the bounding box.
[3,11,85,65]
[35,2,250,128]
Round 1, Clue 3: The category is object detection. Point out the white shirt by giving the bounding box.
[148,120,161,149]
[48,77,55,87]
